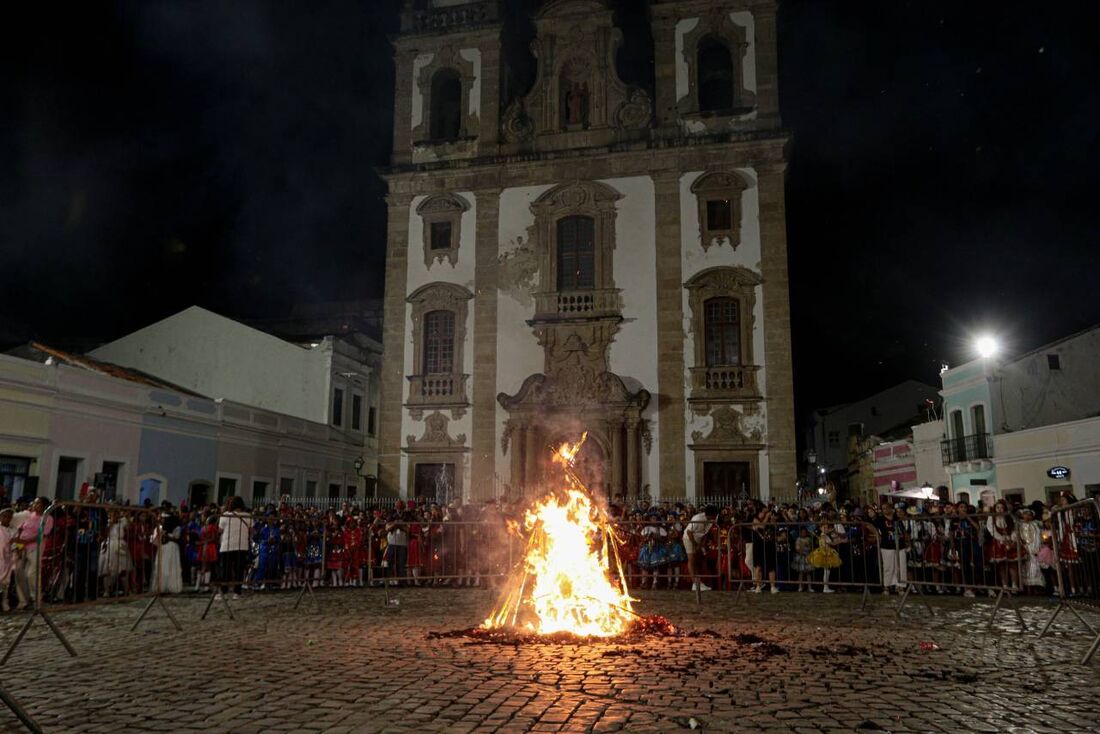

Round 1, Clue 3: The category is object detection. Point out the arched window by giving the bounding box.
[697,36,734,113]
[704,297,740,366]
[556,215,595,290]
[422,310,455,374]
[430,69,462,142]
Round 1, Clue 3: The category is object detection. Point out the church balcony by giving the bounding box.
[688,365,760,401]
[406,373,469,412]
[532,289,623,321]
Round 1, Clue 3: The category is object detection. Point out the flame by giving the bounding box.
[483,433,635,637]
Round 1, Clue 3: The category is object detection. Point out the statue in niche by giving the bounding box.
[562,79,589,127]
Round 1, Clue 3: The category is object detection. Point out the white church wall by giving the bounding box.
[494,184,553,485]
[603,175,660,496]
[678,168,771,498]
[398,195,478,499]
[410,53,434,131]
[460,48,481,118]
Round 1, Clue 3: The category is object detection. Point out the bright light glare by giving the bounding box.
[975,335,998,359]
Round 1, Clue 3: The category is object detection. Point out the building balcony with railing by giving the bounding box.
[532,289,622,321]
[688,364,761,402]
[406,372,469,411]
[940,433,993,464]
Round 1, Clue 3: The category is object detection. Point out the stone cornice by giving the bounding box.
[379,132,790,193]
[649,0,777,21]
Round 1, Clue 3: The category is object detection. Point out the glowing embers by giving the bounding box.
[482,434,636,637]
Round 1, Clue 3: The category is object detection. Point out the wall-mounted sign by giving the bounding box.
[1047,466,1071,480]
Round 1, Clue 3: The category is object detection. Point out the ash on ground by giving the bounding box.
[428,615,729,645]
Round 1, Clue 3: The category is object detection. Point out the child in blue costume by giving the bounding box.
[252,516,281,589]
[637,513,668,589]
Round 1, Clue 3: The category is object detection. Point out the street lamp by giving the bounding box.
[353,456,365,477]
[975,335,998,359]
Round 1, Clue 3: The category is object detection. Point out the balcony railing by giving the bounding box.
[407,373,468,406]
[533,289,622,319]
[941,433,993,464]
[689,364,760,399]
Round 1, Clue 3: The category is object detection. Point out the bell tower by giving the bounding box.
[391,1,506,165]
[649,0,781,135]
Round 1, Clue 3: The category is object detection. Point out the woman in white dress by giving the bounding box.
[153,512,183,594]
[99,510,133,596]
[1017,508,1044,589]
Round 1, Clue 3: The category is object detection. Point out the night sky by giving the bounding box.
[3,0,1098,430]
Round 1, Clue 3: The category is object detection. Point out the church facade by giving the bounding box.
[379,0,795,502]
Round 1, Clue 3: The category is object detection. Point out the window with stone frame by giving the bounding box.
[422,310,455,375]
[556,215,596,290]
[677,12,756,119]
[406,282,472,414]
[704,297,741,366]
[416,193,469,268]
[410,47,477,148]
[430,68,463,142]
[691,171,748,251]
[430,220,452,251]
[528,181,623,319]
[685,266,762,403]
[697,36,735,113]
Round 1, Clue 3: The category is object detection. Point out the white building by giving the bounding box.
[0,346,368,507]
[378,0,796,501]
[939,324,1100,505]
[90,306,379,431]
[805,379,941,475]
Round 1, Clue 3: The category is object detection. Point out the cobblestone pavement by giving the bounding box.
[1,588,1098,733]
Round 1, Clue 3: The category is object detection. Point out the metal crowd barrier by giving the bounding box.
[4,501,162,667]
[723,520,883,610]
[365,520,519,604]
[610,519,722,600]
[1040,498,1100,664]
[894,510,1051,629]
[198,507,324,621]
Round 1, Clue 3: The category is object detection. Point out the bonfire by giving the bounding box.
[481,434,637,637]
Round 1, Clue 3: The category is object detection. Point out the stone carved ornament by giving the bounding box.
[501,0,652,139]
[498,370,649,413]
[691,404,764,446]
[407,411,467,449]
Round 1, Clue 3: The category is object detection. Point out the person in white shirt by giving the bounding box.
[682,506,718,591]
[217,496,253,600]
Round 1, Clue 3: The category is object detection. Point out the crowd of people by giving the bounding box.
[0,489,1097,610]
[609,493,1099,598]
[4,494,515,607]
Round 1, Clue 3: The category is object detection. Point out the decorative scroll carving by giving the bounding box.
[615,87,653,130]
[500,100,534,143]
[691,404,764,447]
[407,411,467,449]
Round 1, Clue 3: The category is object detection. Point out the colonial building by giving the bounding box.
[379,0,795,501]
[939,324,1100,505]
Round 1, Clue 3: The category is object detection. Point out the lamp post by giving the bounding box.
[921,481,936,503]
[801,449,818,506]
[353,456,366,501]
